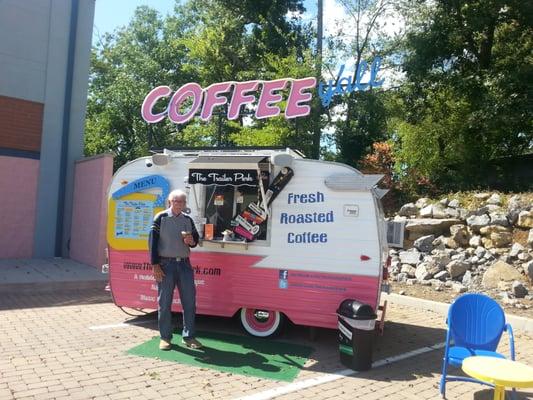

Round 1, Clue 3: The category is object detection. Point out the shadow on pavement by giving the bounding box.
[122,311,449,381]
[0,288,112,311]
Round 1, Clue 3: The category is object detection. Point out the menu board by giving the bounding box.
[114,200,154,239]
[107,192,162,251]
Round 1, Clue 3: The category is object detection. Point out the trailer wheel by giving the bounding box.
[240,308,284,337]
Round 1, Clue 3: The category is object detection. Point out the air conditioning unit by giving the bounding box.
[387,220,405,248]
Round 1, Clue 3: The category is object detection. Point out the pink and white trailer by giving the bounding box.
[106,148,389,337]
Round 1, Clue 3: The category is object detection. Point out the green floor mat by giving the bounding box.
[127,331,314,382]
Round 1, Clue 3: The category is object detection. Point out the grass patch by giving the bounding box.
[127,331,314,382]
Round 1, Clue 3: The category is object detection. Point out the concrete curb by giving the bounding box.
[383,292,533,333]
[0,258,108,294]
[0,280,108,294]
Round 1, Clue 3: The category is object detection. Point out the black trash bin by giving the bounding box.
[337,299,377,371]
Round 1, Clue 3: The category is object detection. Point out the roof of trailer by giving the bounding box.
[151,146,305,159]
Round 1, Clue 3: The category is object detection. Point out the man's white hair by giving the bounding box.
[168,189,187,201]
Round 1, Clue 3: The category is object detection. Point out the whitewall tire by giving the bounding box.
[239,308,284,337]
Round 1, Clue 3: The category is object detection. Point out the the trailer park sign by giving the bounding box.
[141,58,384,125]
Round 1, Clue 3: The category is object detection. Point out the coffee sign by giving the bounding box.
[141,57,384,125]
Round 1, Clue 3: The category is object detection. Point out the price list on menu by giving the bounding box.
[114,200,154,239]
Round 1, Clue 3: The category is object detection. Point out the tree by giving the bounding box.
[324,0,405,167]
[85,6,199,168]
[394,0,533,191]
[85,1,315,167]
[177,0,315,150]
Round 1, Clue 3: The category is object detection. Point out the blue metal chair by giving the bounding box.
[440,293,515,398]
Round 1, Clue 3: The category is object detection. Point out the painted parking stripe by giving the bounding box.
[89,320,154,330]
[234,342,446,400]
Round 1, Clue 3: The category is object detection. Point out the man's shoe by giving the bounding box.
[159,339,172,351]
[182,337,203,349]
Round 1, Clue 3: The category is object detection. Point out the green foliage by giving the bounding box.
[85,0,313,169]
[394,0,533,193]
[333,90,389,167]
[85,0,531,197]
[85,6,199,169]
[325,0,403,167]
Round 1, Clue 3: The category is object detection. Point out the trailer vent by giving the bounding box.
[387,220,405,248]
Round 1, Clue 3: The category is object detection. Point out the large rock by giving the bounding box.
[434,270,449,280]
[466,214,491,232]
[509,243,525,258]
[486,193,502,205]
[485,204,502,213]
[462,270,473,285]
[399,250,422,265]
[432,204,448,219]
[415,263,433,281]
[482,261,523,288]
[431,250,452,268]
[446,260,469,279]
[443,237,459,249]
[517,211,533,228]
[508,195,522,209]
[512,281,528,298]
[414,235,434,253]
[448,199,460,208]
[518,252,532,262]
[474,247,485,258]
[400,264,416,278]
[479,225,512,248]
[449,224,470,247]
[420,205,433,218]
[507,195,525,225]
[489,212,509,227]
[469,235,482,247]
[399,203,418,217]
[415,198,430,209]
[479,225,511,235]
[405,218,463,237]
[445,207,460,218]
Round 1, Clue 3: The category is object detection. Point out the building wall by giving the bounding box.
[0,157,39,258]
[69,154,114,268]
[0,0,95,259]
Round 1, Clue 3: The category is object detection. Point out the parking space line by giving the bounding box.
[89,320,154,330]
[234,342,445,400]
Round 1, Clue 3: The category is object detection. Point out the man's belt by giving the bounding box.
[160,257,189,262]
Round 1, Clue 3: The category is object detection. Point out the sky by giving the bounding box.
[93,0,175,44]
[92,0,403,78]
[92,2,403,97]
[93,0,318,45]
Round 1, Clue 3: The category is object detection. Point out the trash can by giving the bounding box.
[337,299,377,371]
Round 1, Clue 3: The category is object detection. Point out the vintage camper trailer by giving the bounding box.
[106,148,389,337]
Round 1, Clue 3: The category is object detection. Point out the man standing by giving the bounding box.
[149,189,202,350]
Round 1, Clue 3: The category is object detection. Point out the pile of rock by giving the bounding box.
[389,193,533,309]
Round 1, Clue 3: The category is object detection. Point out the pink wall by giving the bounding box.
[0,156,39,258]
[69,154,113,268]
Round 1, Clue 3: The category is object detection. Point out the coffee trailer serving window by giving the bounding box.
[187,156,270,240]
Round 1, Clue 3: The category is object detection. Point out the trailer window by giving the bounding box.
[203,183,267,241]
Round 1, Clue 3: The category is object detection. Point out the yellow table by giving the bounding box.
[462,356,533,400]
